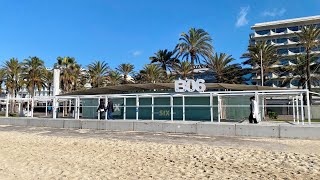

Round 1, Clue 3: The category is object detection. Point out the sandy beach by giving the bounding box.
[0,126,319,179]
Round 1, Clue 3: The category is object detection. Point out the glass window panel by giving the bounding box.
[288,26,299,31]
[276,28,286,33]
[256,30,270,35]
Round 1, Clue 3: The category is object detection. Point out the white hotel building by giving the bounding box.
[249,15,320,88]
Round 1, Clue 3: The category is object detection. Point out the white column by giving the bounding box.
[27,100,30,117]
[105,96,108,120]
[151,96,154,120]
[74,98,77,119]
[123,97,127,120]
[306,90,311,125]
[136,95,139,120]
[77,97,80,119]
[31,98,34,118]
[300,93,305,125]
[296,97,300,124]
[292,97,296,123]
[170,95,173,121]
[255,92,259,121]
[210,93,213,123]
[97,97,100,120]
[217,95,221,123]
[45,100,48,117]
[5,95,9,117]
[182,95,185,121]
[53,98,57,119]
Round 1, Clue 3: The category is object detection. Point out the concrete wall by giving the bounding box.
[0,117,320,139]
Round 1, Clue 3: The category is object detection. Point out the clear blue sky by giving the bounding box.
[0,0,319,71]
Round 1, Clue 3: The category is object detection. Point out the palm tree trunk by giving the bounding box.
[306,51,312,104]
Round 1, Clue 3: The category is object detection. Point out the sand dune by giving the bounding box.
[0,128,319,179]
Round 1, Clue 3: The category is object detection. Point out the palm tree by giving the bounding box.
[280,54,320,88]
[149,49,179,77]
[87,61,109,88]
[56,56,79,93]
[21,56,46,97]
[176,28,214,66]
[139,64,165,83]
[44,69,53,96]
[107,70,122,86]
[296,25,320,93]
[116,63,134,84]
[3,58,22,113]
[172,61,194,80]
[242,41,279,86]
[205,53,247,84]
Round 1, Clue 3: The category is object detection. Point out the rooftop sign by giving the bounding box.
[175,79,206,93]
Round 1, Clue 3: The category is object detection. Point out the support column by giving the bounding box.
[53,98,57,119]
[182,95,185,121]
[105,96,108,120]
[217,95,221,123]
[296,96,300,124]
[27,100,30,117]
[210,93,213,123]
[136,95,139,120]
[292,97,296,123]
[74,98,77,119]
[5,95,9,117]
[31,98,34,118]
[77,97,81,119]
[151,96,154,121]
[306,90,311,125]
[170,95,173,121]
[45,100,48,117]
[97,97,100,120]
[300,93,305,125]
[123,97,127,120]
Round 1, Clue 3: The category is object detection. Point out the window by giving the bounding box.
[289,48,300,53]
[280,59,289,65]
[289,37,299,42]
[275,28,286,33]
[256,30,270,35]
[277,49,288,55]
[288,26,299,31]
[291,80,300,86]
[301,47,305,52]
[276,38,287,43]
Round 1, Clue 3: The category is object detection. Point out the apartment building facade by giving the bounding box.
[249,15,320,88]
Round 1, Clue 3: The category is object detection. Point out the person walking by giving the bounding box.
[107,99,114,120]
[249,96,258,124]
[96,99,106,120]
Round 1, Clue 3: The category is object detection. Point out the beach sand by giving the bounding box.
[0,126,319,179]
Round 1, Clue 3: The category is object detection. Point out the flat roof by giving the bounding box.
[252,15,320,29]
[60,83,284,96]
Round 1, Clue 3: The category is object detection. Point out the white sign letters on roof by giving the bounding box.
[175,79,206,92]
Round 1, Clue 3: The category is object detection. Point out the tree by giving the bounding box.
[139,64,165,83]
[87,60,109,88]
[3,58,22,113]
[296,25,320,93]
[176,28,214,66]
[21,56,46,97]
[149,49,179,77]
[280,54,320,88]
[172,61,194,80]
[56,56,79,94]
[241,41,279,85]
[116,63,134,84]
[205,53,247,83]
[107,70,122,86]
[44,69,53,96]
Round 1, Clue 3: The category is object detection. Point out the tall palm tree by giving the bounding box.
[176,28,214,66]
[296,25,320,93]
[205,53,246,84]
[44,69,53,96]
[280,54,320,88]
[149,49,179,77]
[56,56,79,94]
[87,60,109,88]
[172,61,194,80]
[139,64,165,83]
[241,41,279,86]
[3,58,22,113]
[107,70,122,86]
[116,63,134,84]
[21,56,46,97]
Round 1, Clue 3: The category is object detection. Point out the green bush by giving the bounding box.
[268,111,278,119]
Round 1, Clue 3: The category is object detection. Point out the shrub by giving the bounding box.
[268,111,278,119]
